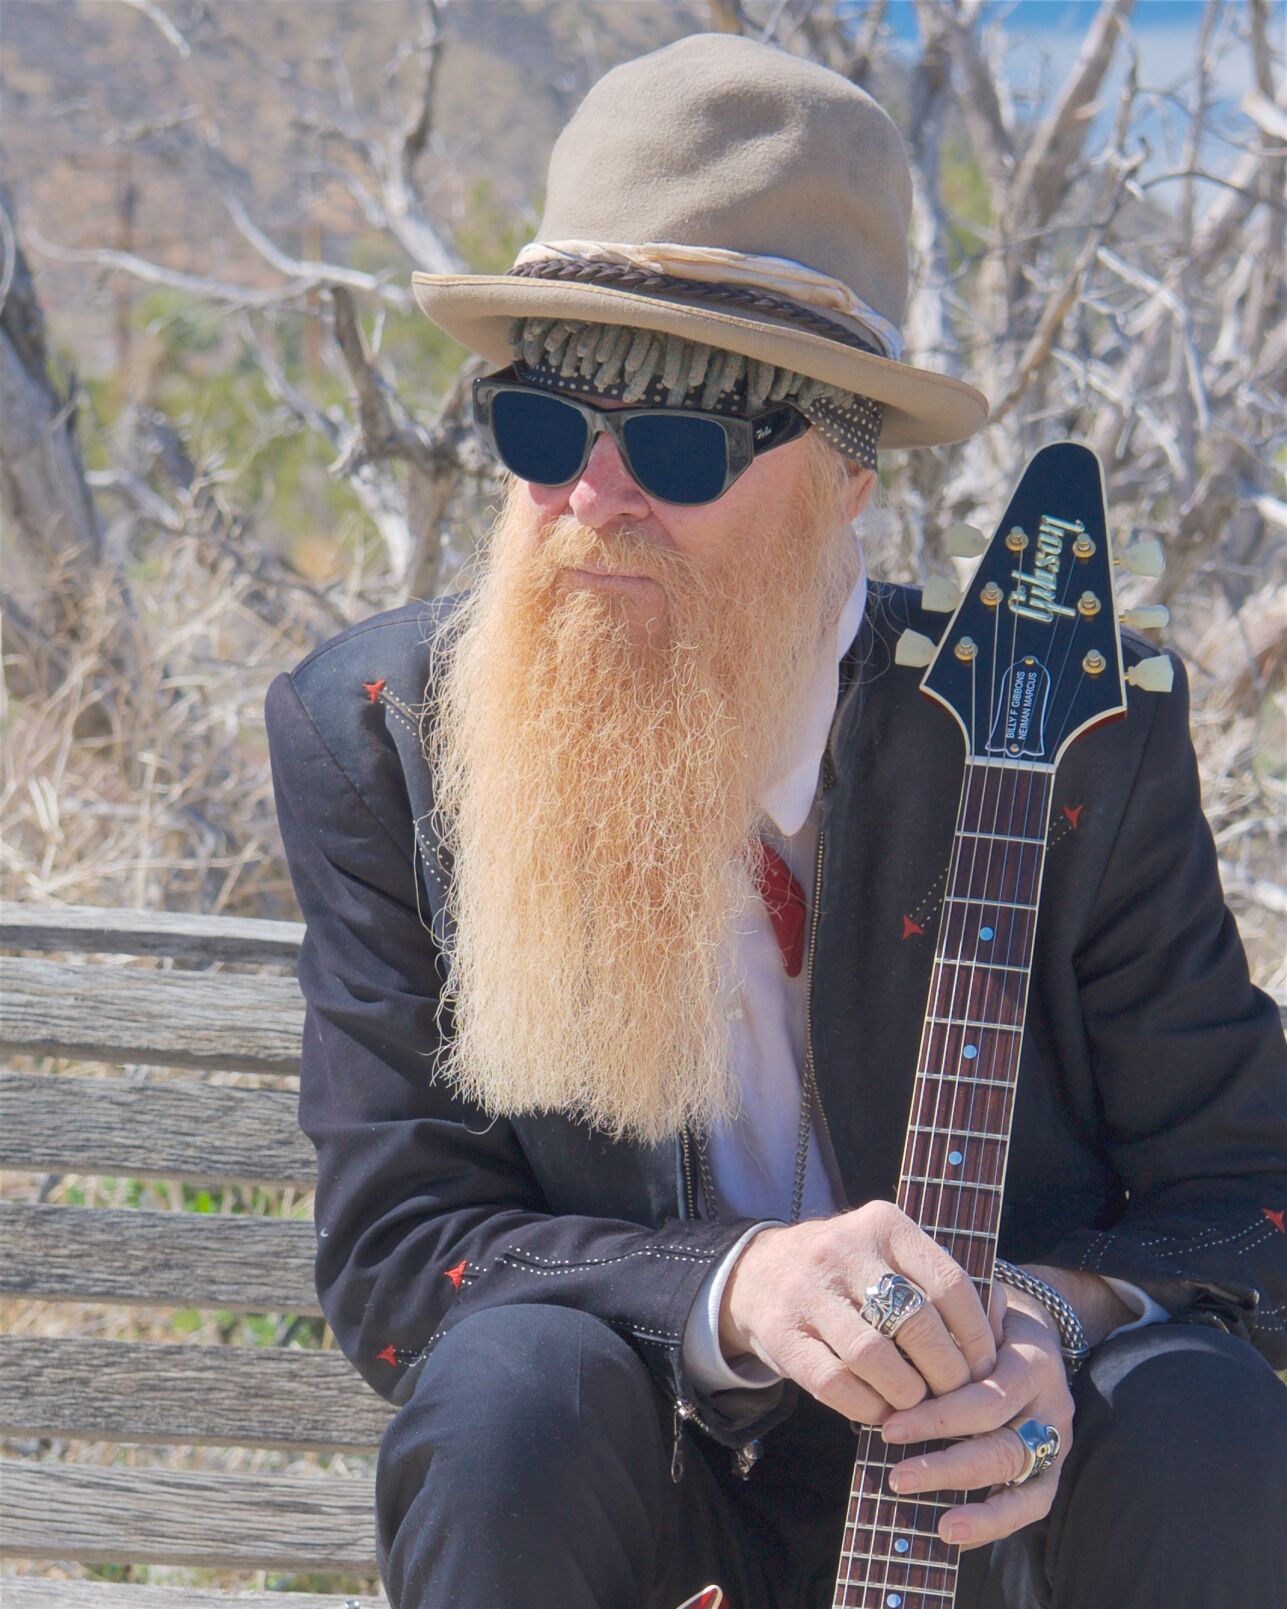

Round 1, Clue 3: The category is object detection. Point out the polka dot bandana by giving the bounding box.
[504,315,883,470]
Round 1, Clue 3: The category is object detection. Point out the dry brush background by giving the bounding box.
[1,0,1283,1593]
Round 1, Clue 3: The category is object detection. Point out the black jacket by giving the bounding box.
[264,583,1287,1451]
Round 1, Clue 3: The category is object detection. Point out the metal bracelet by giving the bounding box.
[994,1260,1090,1375]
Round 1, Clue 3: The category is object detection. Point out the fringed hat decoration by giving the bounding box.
[505,314,886,469]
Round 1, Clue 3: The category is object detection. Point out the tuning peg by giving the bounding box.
[895,629,936,668]
[922,575,962,613]
[1125,654,1174,693]
[1121,605,1170,632]
[1117,540,1165,578]
[945,522,987,558]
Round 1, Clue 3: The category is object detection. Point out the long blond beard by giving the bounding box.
[425,435,861,1144]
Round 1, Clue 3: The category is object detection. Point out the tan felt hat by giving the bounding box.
[411,32,989,450]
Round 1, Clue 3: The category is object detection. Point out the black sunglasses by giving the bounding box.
[472,365,811,506]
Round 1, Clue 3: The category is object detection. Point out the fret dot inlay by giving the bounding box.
[887,1596,903,1608]
[894,1538,910,1554]
[948,1149,964,1166]
[980,926,995,940]
[963,1044,979,1060]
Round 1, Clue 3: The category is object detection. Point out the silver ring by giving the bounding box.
[1005,1417,1061,1485]
[858,1272,926,1339]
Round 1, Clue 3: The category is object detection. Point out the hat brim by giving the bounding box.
[411,272,988,449]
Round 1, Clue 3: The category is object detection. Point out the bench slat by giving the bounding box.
[0,1580,386,1609]
[0,904,303,966]
[0,1203,319,1313]
[0,957,304,1072]
[0,1336,392,1451]
[0,1071,315,1186]
[0,1460,378,1569]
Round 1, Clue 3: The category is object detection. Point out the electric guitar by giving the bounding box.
[676,442,1171,1609]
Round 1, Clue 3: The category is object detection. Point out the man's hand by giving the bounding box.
[876,1295,1075,1549]
[718,1200,998,1424]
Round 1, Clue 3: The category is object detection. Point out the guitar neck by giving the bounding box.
[833,760,1054,1609]
[899,760,1054,1291]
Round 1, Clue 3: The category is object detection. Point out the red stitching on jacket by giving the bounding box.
[1263,1208,1285,1234]
[362,678,387,702]
[444,1258,468,1289]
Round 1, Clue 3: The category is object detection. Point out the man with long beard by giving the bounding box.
[265,31,1287,1609]
[428,425,861,1149]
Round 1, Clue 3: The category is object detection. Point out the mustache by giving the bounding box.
[526,514,693,589]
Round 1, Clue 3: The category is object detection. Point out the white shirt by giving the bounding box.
[682,549,1164,1395]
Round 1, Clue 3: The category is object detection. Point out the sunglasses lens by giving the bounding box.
[490,389,589,485]
[622,413,729,504]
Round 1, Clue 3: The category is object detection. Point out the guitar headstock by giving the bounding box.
[897,443,1170,767]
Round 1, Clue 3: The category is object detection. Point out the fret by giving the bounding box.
[958,766,1052,837]
[908,1122,1011,1140]
[914,1071,1014,1088]
[840,1525,950,1546]
[902,1173,1004,1191]
[963,755,1055,774]
[925,1015,1023,1033]
[934,958,1029,974]
[902,1134,1008,1189]
[940,901,1037,959]
[956,829,1046,845]
[839,1545,957,1565]
[927,968,1027,1031]
[834,1582,960,1604]
[941,895,1039,911]
[948,845,1041,906]
[927,1224,998,1240]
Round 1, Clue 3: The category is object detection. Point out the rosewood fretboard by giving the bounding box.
[832,759,1054,1609]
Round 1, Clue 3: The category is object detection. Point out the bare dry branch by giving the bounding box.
[398,0,449,185]
[22,225,313,310]
[327,286,435,473]
[220,194,412,308]
[116,0,191,59]
[1010,0,1134,229]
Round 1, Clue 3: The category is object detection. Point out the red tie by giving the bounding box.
[752,840,808,978]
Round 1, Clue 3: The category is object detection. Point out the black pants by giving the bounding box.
[374,1304,1287,1608]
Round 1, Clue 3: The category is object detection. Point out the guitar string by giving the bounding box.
[914,665,997,1592]
[973,522,1101,1283]
[862,753,982,1604]
[875,776,1047,1601]
[915,675,1045,1597]
[840,694,996,1600]
[866,748,990,1601]
[860,759,992,1601]
[928,745,1040,1600]
[897,500,1100,1601]
[851,518,1099,1604]
[924,571,1032,1585]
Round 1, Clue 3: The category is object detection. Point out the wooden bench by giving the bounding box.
[0,904,392,1606]
[4,903,1285,1603]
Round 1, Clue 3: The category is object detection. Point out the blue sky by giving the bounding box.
[883,1,1238,38]
[874,1,1261,202]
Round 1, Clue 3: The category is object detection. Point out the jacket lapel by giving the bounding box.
[810,586,964,1208]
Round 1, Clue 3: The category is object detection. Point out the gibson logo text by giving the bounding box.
[1008,514,1081,623]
